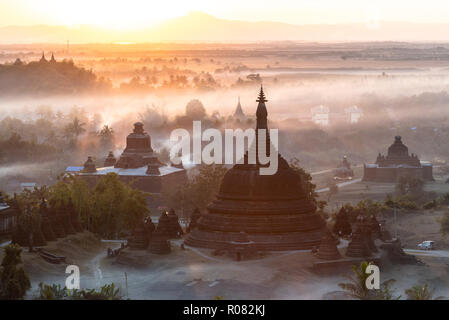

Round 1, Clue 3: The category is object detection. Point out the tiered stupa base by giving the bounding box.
[185,201,325,251]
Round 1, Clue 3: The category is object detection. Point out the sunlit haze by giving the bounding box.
[2,0,449,29]
[1,0,449,308]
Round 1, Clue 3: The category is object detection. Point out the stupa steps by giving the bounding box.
[197,214,325,233]
[208,203,317,215]
[185,237,321,251]
[185,229,323,251]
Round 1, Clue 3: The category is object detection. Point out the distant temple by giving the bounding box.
[311,105,363,125]
[363,136,433,182]
[66,122,187,207]
[233,97,246,120]
[185,87,326,251]
[344,105,363,123]
[311,105,330,126]
[39,52,47,63]
[333,156,354,180]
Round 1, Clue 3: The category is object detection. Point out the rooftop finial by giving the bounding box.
[256,85,267,103]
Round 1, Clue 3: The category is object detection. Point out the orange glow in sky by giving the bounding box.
[1,0,449,29]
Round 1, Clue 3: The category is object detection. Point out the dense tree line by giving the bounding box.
[0,59,111,96]
[6,173,149,239]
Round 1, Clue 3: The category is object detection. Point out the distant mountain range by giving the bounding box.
[1,11,449,43]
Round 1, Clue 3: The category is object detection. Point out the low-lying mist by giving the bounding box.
[1,71,449,192]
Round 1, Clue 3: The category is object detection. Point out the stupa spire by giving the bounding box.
[256,85,268,130]
[256,85,267,103]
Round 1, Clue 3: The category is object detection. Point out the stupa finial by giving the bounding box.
[256,85,267,103]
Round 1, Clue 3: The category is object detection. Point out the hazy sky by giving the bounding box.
[0,0,448,29]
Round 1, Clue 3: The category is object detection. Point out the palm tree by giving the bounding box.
[339,261,399,300]
[64,117,86,144]
[71,117,86,139]
[405,284,444,300]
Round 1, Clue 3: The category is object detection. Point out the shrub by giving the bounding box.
[0,244,31,299]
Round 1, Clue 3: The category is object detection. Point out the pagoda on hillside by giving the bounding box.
[39,52,47,63]
[185,87,326,251]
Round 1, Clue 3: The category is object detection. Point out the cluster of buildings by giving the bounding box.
[230,99,363,127]
[311,105,363,126]
[66,122,187,209]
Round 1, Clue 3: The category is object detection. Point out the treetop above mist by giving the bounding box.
[0,55,111,96]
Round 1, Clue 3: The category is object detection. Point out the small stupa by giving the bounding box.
[317,229,341,260]
[144,216,156,236]
[104,151,117,167]
[333,207,352,237]
[187,208,201,233]
[148,227,171,254]
[157,209,183,239]
[128,221,149,249]
[345,224,371,258]
[82,156,97,173]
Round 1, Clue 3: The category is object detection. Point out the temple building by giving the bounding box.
[311,105,330,126]
[185,87,326,251]
[363,136,433,182]
[66,122,187,208]
[344,105,363,123]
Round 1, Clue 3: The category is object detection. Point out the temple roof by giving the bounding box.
[387,136,409,157]
[115,122,159,169]
[73,164,183,177]
[372,136,423,167]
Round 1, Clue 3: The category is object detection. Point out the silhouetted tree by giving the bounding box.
[0,244,31,299]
